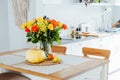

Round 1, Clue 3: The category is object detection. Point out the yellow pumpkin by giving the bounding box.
[26,49,46,63]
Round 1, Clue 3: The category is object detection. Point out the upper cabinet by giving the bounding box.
[89,0,120,6]
[98,0,120,5]
[77,0,120,6]
[107,0,120,5]
[41,0,120,6]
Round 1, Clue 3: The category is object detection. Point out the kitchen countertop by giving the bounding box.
[54,31,120,45]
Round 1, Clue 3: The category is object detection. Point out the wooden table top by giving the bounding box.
[0,48,108,80]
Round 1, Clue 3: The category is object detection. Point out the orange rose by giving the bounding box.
[62,24,67,30]
[57,22,63,27]
[31,26,39,32]
[51,19,58,28]
[25,28,30,32]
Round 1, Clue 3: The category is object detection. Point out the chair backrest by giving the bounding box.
[51,46,66,54]
[82,47,110,59]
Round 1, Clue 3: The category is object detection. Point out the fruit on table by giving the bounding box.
[48,54,54,60]
[26,49,46,63]
[53,56,61,63]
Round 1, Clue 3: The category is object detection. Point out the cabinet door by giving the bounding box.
[108,34,120,73]
[84,38,100,48]
[99,34,120,73]
[70,42,83,56]
[69,66,106,80]
[70,40,93,56]
[69,39,100,56]
[109,0,120,5]
[62,44,72,54]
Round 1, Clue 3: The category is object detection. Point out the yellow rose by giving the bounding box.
[31,19,36,24]
[48,24,53,30]
[40,26,47,32]
[38,22,47,32]
[26,21,34,28]
[44,20,48,24]
[21,23,26,29]
[37,17,43,22]
[58,22,63,27]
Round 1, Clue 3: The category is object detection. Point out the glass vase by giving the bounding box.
[39,42,51,57]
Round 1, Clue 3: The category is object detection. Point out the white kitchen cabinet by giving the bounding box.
[65,38,100,56]
[62,44,72,54]
[70,65,107,80]
[64,34,120,74]
[108,34,120,73]
[91,35,120,73]
[108,0,120,5]
[94,34,120,73]
[67,40,92,56]
[74,0,120,6]
[69,42,84,56]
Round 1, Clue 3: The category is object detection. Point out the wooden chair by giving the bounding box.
[82,47,110,59]
[51,46,66,54]
[82,47,111,80]
[0,72,31,80]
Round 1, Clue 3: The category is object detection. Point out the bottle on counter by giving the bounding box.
[70,27,75,39]
[75,27,81,39]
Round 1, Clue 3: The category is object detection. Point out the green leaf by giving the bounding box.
[31,38,39,43]
[26,32,32,37]
[57,39,61,44]
[27,38,32,42]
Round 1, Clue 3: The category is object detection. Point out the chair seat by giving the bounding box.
[0,72,31,80]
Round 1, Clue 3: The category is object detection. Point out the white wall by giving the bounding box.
[36,0,103,35]
[112,6,120,23]
[6,0,118,50]
[0,0,9,51]
[8,0,36,50]
[100,6,113,29]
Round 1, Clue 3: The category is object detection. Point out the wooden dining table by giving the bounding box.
[0,48,109,80]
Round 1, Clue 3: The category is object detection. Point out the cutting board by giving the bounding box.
[80,33,99,37]
[80,32,111,37]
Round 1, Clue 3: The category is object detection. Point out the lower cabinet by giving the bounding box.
[64,34,120,74]
[69,65,108,80]
[64,39,100,56]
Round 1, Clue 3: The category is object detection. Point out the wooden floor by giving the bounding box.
[109,69,120,80]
